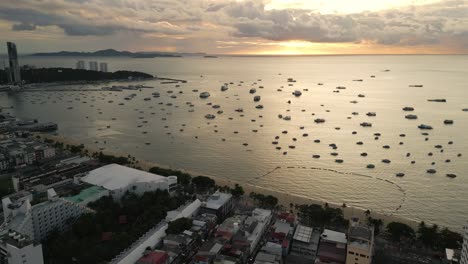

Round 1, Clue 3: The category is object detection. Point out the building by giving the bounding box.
[0,231,44,264]
[200,191,234,221]
[136,250,169,264]
[1,188,93,241]
[166,199,201,222]
[290,225,320,260]
[99,62,108,72]
[346,225,374,264]
[81,164,178,199]
[254,252,282,264]
[89,61,98,71]
[317,229,347,264]
[6,42,21,85]
[76,60,86,70]
[461,223,468,264]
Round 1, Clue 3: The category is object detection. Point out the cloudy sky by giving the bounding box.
[1,0,467,54]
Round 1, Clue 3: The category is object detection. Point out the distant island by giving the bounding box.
[31,49,205,58]
[0,67,153,84]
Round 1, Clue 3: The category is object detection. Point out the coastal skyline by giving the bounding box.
[1,0,468,55]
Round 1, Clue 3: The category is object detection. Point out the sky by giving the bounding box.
[0,0,467,55]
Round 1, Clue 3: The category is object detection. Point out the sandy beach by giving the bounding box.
[40,133,421,230]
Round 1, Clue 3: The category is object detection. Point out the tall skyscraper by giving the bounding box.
[89,61,98,71]
[76,60,86,70]
[6,42,21,84]
[99,62,108,72]
[461,223,468,264]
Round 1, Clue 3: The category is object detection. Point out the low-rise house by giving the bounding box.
[200,192,234,221]
[290,225,320,260]
[317,229,347,264]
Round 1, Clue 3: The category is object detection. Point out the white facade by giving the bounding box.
[0,232,44,264]
[166,199,201,222]
[110,222,168,264]
[1,189,93,241]
[82,164,177,199]
[89,61,98,71]
[76,60,86,70]
[99,62,108,72]
[462,223,468,264]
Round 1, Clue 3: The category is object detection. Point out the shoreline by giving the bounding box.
[40,133,422,230]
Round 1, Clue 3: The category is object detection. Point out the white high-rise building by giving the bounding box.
[76,60,86,70]
[99,62,108,72]
[461,223,468,264]
[89,61,98,71]
[0,231,44,264]
[1,189,93,241]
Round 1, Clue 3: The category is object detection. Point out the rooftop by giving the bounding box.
[321,229,347,244]
[204,191,232,210]
[349,226,372,241]
[82,164,171,191]
[137,251,169,264]
[293,225,316,244]
[64,186,108,204]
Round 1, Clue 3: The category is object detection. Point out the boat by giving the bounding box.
[427,99,446,102]
[405,114,418,120]
[409,85,423,87]
[249,88,256,94]
[293,90,302,96]
[335,159,344,163]
[360,122,372,127]
[402,106,414,111]
[336,86,346,90]
[358,94,365,98]
[235,108,244,112]
[144,98,151,101]
[446,174,457,178]
[255,105,264,109]
[396,173,405,177]
[282,116,291,121]
[427,169,436,174]
[382,159,391,164]
[312,155,320,158]
[199,92,211,98]
[254,95,261,102]
[205,114,216,119]
[287,78,296,82]
[221,85,229,91]
[314,118,325,123]
[366,164,375,169]
[418,124,433,130]
[366,112,376,117]
[444,119,454,125]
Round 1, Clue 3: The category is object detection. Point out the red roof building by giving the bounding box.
[136,251,169,264]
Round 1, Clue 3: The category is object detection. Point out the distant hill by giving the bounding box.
[31,49,206,58]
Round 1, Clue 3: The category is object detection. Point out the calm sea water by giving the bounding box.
[1,55,467,230]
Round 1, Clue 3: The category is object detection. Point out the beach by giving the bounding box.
[40,133,421,230]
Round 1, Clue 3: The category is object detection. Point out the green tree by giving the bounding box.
[230,184,244,198]
[387,222,415,242]
[167,217,193,234]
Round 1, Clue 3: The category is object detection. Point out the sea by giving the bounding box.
[1,55,467,230]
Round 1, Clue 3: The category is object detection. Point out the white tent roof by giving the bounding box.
[82,164,168,191]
